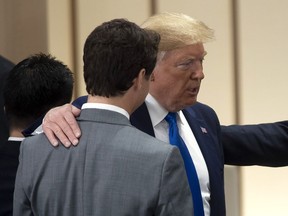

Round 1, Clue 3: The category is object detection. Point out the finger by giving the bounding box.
[72,105,81,117]
[59,117,79,146]
[43,124,59,147]
[42,104,80,146]
[43,106,75,147]
[70,106,82,139]
[59,107,80,146]
[43,121,73,147]
[52,123,74,147]
[46,113,76,147]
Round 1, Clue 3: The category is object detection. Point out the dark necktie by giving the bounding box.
[165,112,204,216]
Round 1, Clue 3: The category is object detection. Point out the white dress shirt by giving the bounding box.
[145,94,211,216]
[8,137,25,142]
[82,103,129,119]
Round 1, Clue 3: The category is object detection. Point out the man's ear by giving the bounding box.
[150,72,155,81]
[133,68,146,90]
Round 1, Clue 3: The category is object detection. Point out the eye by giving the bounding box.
[177,60,195,70]
[199,58,205,65]
[176,58,205,71]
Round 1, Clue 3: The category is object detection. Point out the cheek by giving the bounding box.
[153,67,188,94]
[169,75,188,89]
[165,81,186,99]
[158,73,185,91]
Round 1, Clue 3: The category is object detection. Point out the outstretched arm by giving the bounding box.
[222,121,288,166]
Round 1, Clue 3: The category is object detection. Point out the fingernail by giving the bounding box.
[53,141,59,146]
[72,139,79,146]
[65,141,71,147]
[75,131,81,138]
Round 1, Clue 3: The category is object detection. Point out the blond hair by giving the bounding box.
[141,12,214,51]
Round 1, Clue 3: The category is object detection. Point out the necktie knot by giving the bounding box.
[165,112,177,125]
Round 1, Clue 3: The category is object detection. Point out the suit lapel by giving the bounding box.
[132,103,217,167]
[130,103,155,137]
[182,108,220,182]
[183,109,211,156]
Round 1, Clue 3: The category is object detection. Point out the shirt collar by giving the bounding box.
[145,94,184,127]
[8,137,25,142]
[82,103,130,119]
[145,94,168,127]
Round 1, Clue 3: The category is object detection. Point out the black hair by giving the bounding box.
[83,18,160,97]
[4,53,74,129]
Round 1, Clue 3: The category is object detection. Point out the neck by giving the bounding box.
[9,129,24,138]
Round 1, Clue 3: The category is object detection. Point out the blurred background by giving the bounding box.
[1,0,288,215]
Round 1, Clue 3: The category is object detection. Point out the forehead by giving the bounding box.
[164,43,207,60]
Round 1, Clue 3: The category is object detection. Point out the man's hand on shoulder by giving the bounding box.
[42,103,81,147]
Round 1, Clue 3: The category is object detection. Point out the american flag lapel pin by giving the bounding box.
[200,126,208,134]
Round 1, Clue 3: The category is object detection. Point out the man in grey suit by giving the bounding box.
[13,19,193,215]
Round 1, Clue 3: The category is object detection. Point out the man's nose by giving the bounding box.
[191,61,204,80]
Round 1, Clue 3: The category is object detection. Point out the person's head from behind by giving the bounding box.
[141,12,215,112]
[83,18,160,112]
[4,53,74,136]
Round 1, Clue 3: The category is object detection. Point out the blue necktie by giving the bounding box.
[165,112,204,216]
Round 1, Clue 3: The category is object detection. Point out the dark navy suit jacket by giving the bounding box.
[0,140,21,215]
[0,56,14,146]
[222,121,288,167]
[131,102,225,216]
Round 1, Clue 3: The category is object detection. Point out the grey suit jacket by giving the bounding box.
[13,109,193,216]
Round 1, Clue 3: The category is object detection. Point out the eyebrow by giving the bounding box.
[188,51,208,59]
[180,51,208,62]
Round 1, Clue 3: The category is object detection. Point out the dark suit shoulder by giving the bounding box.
[185,102,220,127]
[0,140,21,216]
[189,102,218,115]
[0,140,21,158]
[0,140,21,174]
[0,55,14,78]
[0,56,15,146]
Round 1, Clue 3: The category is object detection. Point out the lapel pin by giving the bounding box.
[200,126,208,134]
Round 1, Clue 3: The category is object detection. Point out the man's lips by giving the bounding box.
[188,86,200,96]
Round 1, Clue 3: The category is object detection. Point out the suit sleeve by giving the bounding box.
[13,140,33,216]
[156,147,194,216]
[222,121,288,166]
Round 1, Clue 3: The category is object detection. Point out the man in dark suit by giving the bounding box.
[0,55,14,146]
[41,13,288,216]
[0,53,74,216]
[13,19,193,216]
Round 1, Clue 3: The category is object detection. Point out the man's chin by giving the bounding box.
[174,100,197,111]
[187,98,197,106]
